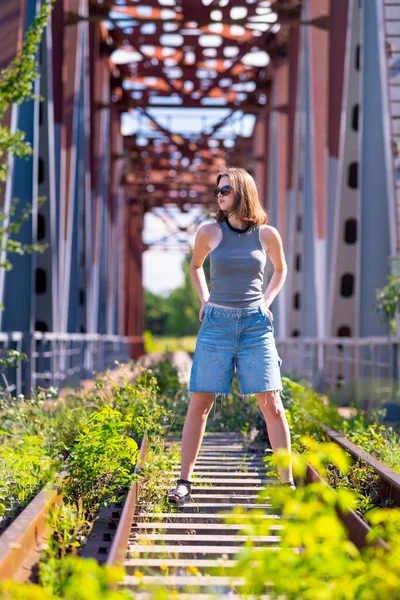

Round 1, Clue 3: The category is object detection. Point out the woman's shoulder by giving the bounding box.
[259,224,280,250]
[196,220,222,238]
[196,220,223,251]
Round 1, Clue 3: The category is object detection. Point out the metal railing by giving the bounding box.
[0,332,398,405]
[276,336,400,408]
[0,332,142,398]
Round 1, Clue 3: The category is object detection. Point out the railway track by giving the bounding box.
[0,373,398,593]
[118,431,283,596]
[0,426,395,592]
[106,428,395,597]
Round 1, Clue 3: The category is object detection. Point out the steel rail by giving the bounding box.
[305,463,389,551]
[323,425,400,507]
[105,432,148,568]
[0,435,148,581]
[0,477,64,581]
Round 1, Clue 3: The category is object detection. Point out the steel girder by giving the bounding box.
[0,0,136,348]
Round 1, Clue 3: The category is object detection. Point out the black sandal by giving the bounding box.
[167,478,193,506]
[280,480,296,490]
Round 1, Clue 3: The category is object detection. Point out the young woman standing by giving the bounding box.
[168,167,295,505]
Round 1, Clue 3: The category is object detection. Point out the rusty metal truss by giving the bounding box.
[71,0,303,212]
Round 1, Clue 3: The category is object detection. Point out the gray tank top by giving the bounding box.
[207,218,267,308]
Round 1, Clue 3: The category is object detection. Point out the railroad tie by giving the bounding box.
[120,431,285,597]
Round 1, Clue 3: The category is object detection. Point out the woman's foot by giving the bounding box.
[280,480,296,491]
[167,478,193,505]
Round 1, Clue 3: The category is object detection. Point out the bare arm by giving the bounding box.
[190,225,211,321]
[261,226,287,315]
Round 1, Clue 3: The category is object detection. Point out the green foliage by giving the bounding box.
[265,434,351,484]
[144,333,197,354]
[62,405,139,516]
[138,355,185,399]
[136,438,181,516]
[0,350,27,370]
[33,370,170,594]
[0,556,129,599]
[222,443,400,600]
[99,368,170,439]
[144,291,171,336]
[0,391,90,459]
[281,378,400,515]
[143,330,158,353]
[0,434,57,530]
[283,378,400,475]
[0,392,93,530]
[45,556,130,600]
[375,274,400,333]
[0,366,168,546]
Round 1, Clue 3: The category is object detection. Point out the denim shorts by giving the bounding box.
[188,303,283,411]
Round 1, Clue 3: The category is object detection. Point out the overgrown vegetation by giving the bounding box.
[125,437,400,599]
[0,557,130,599]
[0,365,172,595]
[282,378,400,475]
[143,331,197,354]
[226,441,400,600]
[273,378,400,516]
[1,354,400,598]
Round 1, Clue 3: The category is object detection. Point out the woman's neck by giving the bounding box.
[226,214,247,231]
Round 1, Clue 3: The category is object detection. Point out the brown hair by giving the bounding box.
[209,166,268,226]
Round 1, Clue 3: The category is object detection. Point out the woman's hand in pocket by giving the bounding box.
[199,302,207,323]
[264,304,273,322]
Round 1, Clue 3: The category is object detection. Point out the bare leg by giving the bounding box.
[168,392,215,500]
[255,390,293,483]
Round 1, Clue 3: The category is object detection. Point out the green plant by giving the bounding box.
[222,440,400,599]
[0,434,58,532]
[146,335,198,354]
[137,437,181,516]
[143,330,158,353]
[375,274,400,334]
[46,502,89,559]
[62,405,139,517]
[0,363,173,539]
[0,556,130,599]
[35,555,130,599]
[287,378,400,474]
[280,379,400,515]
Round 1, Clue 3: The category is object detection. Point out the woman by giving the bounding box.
[168,167,295,505]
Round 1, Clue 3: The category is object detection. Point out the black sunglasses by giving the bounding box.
[214,184,232,198]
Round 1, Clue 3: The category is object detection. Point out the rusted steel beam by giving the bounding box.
[0,478,63,581]
[106,432,148,568]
